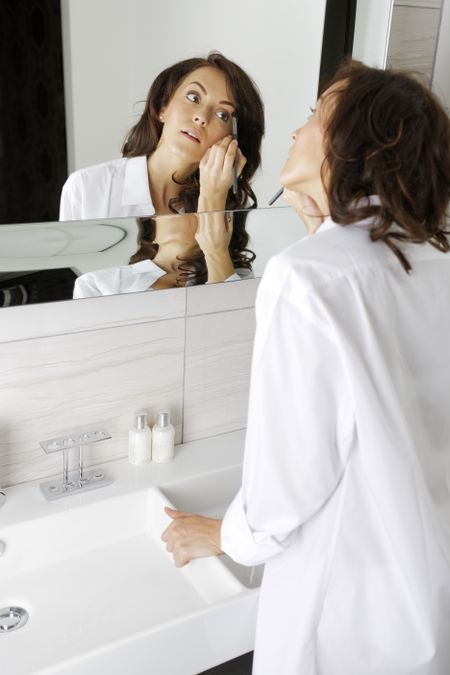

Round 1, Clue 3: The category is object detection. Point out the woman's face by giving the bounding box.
[158,66,236,163]
[279,84,339,194]
[279,103,325,194]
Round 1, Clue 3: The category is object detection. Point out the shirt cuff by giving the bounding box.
[221,489,292,566]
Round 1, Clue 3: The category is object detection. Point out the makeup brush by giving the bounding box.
[232,114,238,195]
[268,187,283,205]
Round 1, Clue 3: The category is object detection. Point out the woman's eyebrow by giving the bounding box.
[187,81,234,108]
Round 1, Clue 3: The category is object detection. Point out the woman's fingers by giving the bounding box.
[236,148,247,177]
[161,511,223,567]
[164,506,193,519]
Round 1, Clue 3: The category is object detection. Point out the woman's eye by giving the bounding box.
[216,111,230,122]
[186,92,200,103]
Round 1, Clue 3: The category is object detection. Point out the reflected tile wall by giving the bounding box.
[0,319,184,487]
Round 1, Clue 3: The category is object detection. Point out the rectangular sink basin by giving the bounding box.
[0,484,245,675]
[161,465,264,589]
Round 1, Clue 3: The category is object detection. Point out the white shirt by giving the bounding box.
[221,212,450,675]
[59,156,153,221]
[73,259,253,298]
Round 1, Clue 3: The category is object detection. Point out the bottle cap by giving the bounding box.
[135,412,147,431]
[157,411,170,428]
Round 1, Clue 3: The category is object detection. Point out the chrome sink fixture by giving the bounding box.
[0,606,29,633]
[0,487,5,510]
[39,428,113,500]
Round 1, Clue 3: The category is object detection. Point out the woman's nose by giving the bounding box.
[193,110,208,126]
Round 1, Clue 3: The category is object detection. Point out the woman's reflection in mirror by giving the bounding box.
[59,52,264,221]
[72,212,255,298]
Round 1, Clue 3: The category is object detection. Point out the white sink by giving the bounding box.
[0,436,259,675]
[161,466,264,589]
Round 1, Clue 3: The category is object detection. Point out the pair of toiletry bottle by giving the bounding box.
[128,410,174,464]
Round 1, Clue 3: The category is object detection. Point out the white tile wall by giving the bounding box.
[387,5,441,79]
[0,280,259,489]
[186,278,260,317]
[183,308,256,443]
[0,318,185,487]
[394,1,441,8]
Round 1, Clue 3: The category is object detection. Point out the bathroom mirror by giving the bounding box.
[0,205,304,307]
[0,0,328,225]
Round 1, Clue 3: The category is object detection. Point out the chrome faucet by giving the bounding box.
[0,487,5,510]
[39,428,113,501]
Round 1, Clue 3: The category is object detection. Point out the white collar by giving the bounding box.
[129,259,166,279]
[317,195,382,234]
[122,156,152,206]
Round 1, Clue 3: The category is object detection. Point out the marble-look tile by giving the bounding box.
[0,287,186,344]
[387,6,441,80]
[394,0,441,8]
[0,318,184,487]
[183,308,256,443]
[186,278,260,317]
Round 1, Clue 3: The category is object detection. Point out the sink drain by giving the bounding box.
[0,607,29,633]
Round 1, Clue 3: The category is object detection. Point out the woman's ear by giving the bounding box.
[159,107,166,123]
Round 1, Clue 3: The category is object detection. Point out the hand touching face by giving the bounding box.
[199,134,246,204]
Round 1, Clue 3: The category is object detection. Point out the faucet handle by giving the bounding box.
[39,428,111,454]
[0,489,5,510]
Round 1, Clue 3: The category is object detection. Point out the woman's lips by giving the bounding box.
[181,129,201,143]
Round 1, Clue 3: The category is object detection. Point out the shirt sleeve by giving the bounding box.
[221,258,355,566]
[73,272,102,299]
[73,267,121,298]
[59,172,82,221]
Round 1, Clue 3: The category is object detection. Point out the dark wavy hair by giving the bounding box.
[130,214,255,286]
[122,51,264,212]
[320,59,450,272]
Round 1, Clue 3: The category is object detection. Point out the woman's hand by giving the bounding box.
[198,135,246,212]
[161,507,223,568]
[283,190,325,234]
[195,211,235,282]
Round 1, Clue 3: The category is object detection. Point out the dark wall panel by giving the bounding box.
[0,0,67,224]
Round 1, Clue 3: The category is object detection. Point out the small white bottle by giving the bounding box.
[128,412,152,465]
[152,410,175,463]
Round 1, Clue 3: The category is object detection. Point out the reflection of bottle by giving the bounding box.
[128,412,152,465]
[152,411,175,463]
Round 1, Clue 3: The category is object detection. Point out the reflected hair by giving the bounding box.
[130,214,255,286]
[320,59,450,272]
[122,51,265,212]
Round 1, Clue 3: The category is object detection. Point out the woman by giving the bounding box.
[60,52,263,220]
[162,60,450,675]
[62,52,263,293]
[73,211,255,297]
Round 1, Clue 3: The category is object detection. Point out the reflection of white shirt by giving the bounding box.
[221,213,450,674]
[73,259,253,298]
[59,156,153,221]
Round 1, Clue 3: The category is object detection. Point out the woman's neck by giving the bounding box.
[147,146,198,214]
[307,180,329,220]
[152,215,200,273]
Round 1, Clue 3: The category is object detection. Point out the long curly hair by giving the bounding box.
[320,59,450,272]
